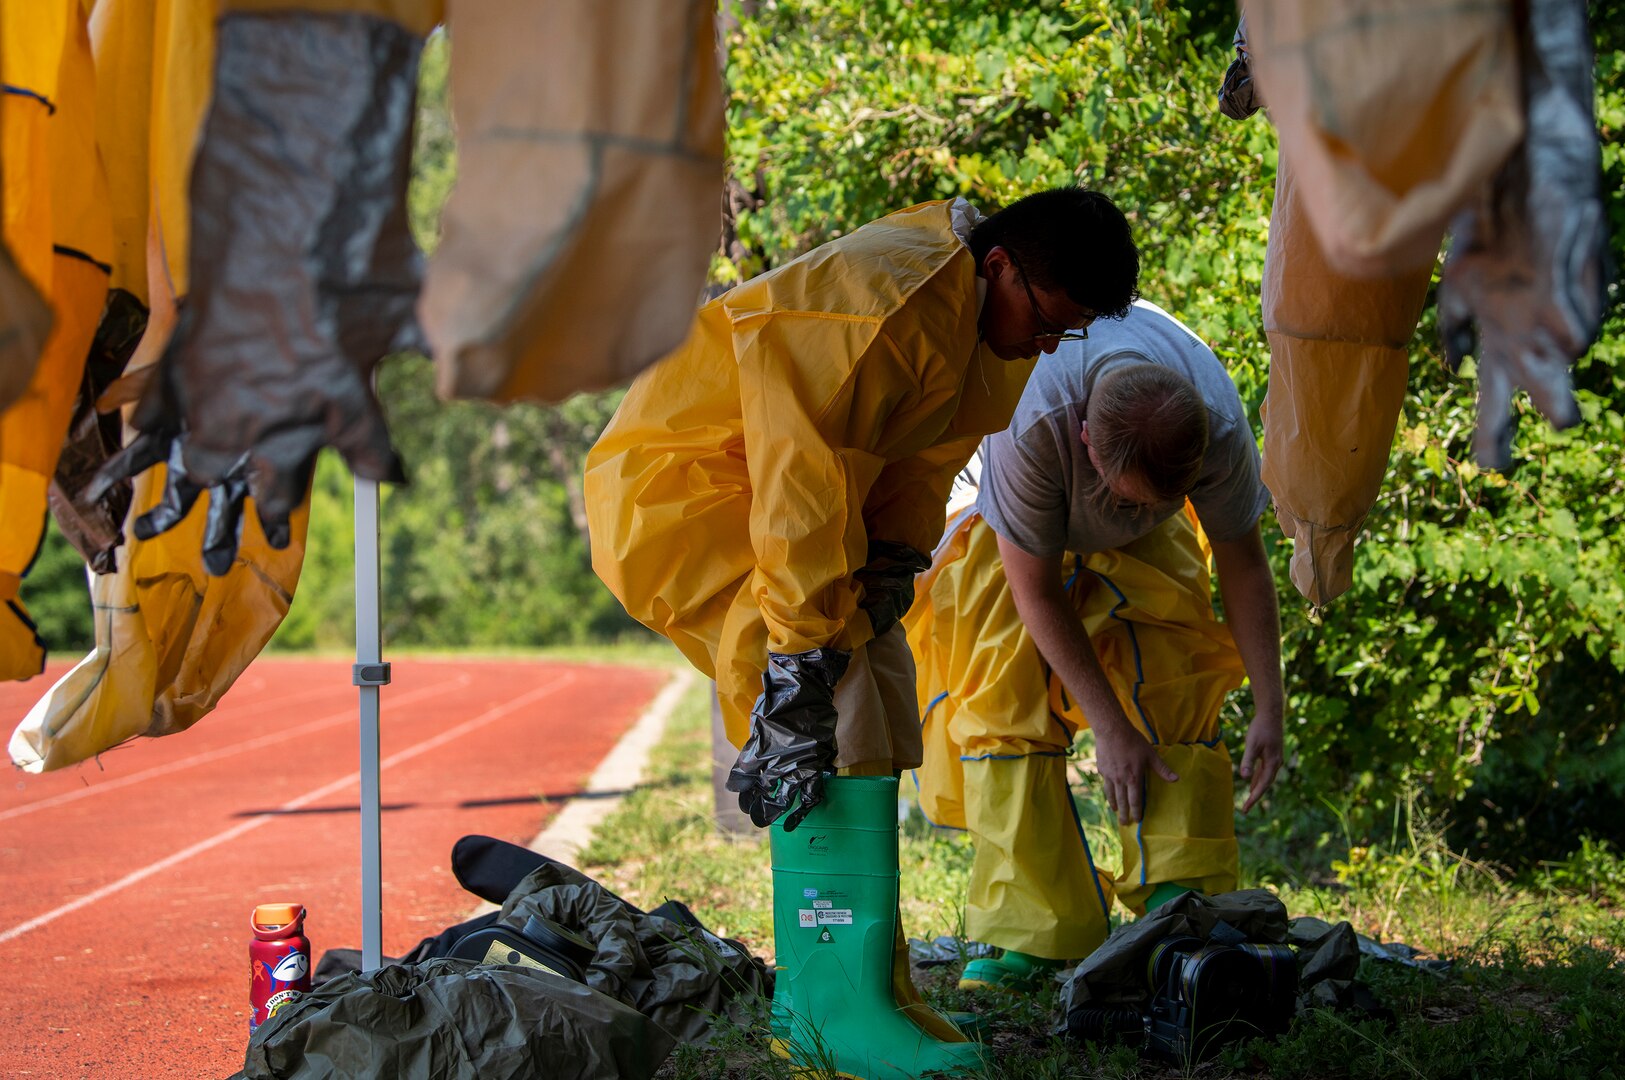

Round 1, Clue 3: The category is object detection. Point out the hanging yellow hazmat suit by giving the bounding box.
[1233,2,1607,602]
[906,505,1246,959]
[422,0,723,406]
[585,199,1035,750]
[0,0,112,681]
[8,0,315,772]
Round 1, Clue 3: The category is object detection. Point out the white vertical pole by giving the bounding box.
[354,473,386,971]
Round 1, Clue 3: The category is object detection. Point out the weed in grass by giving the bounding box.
[1535,835,1625,909]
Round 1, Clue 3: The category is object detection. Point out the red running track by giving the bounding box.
[0,657,668,1079]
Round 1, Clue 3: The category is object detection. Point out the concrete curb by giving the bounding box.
[470,666,696,914]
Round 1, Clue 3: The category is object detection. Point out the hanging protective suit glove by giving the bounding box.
[96,1,439,572]
[1226,4,1516,603]
[47,0,209,576]
[1437,0,1608,468]
[11,0,308,773]
[725,648,851,830]
[0,0,113,680]
[48,288,146,573]
[420,0,723,404]
[1216,14,1258,122]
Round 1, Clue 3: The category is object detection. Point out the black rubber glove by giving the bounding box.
[1217,16,1260,120]
[50,288,147,574]
[854,540,930,639]
[726,648,851,831]
[104,10,422,571]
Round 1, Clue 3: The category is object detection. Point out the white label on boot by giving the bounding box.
[798,910,817,928]
[816,909,853,925]
[812,900,832,909]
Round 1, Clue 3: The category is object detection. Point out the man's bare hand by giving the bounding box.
[1094,728,1178,825]
[1239,711,1284,813]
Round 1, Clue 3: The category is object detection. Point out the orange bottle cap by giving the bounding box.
[253,903,305,931]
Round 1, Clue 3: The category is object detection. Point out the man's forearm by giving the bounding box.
[1212,526,1284,717]
[996,533,1138,742]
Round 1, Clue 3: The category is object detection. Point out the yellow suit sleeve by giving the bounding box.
[865,434,983,558]
[735,312,896,658]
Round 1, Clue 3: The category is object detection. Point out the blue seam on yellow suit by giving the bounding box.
[912,691,965,832]
[1136,777,1148,885]
[3,84,56,113]
[1093,567,1154,885]
[1090,569,1157,744]
[958,749,1066,762]
[1063,760,1112,918]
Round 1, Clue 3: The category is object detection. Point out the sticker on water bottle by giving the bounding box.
[271,953,309,983]
[265,989,301,1019]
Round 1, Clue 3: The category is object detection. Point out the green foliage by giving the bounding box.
[1535,836,1625,909]
[17,0,1621,870]
[17,517,93,654]
[726,0,1625,855]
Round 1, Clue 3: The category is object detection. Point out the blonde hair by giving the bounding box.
[1084,363,1209,503]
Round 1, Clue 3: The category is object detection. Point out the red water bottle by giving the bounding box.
[249,903,311,1033]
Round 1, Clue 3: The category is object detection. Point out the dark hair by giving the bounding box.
[1085,363,1208,501]
[968,187,1139,319]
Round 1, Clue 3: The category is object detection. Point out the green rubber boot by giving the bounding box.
[770,776,985,1079]
[958,949,1063,993]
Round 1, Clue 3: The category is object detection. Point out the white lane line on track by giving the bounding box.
[0,672,578,946]
[0,672,475,825]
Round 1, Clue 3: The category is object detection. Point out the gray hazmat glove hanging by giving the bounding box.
[1437,0,1609,468]
[98,10,424,572]
[854,540,930,638]
[726,648,851,831]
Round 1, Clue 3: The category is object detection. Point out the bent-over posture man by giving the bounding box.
[905,298,1285,993]
[587,190,1139,1076]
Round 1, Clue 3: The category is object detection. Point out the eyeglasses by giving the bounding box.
[1007,250,1093,342]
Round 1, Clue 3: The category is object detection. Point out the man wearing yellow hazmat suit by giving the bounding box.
[587,188,1139,1079]
[904,299,1285,994]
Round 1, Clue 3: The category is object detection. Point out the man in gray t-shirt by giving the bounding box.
[906,300,1285,990]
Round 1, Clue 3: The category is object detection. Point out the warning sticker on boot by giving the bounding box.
[798,910,817,928]
[815,909,853,925]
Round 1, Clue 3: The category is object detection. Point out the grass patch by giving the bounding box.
[577,673,1625,1079]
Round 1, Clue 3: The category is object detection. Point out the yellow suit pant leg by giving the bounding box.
[962,754,1114,960]
[1065,511,1247,913]
[907,514,1112,960]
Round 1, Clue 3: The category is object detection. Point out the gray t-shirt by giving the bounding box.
[977,299,1266,558]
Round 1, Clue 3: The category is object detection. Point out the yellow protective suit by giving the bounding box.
[905,507,1246,960]
[0,249,52,413]
[1259,153,1434,605]
[586,199,1034,749]
[1240,2,1526,603]
[8,0,314,772]
[0,0,112,681]
[1243,0,1521,279]
[422,0,722,405]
